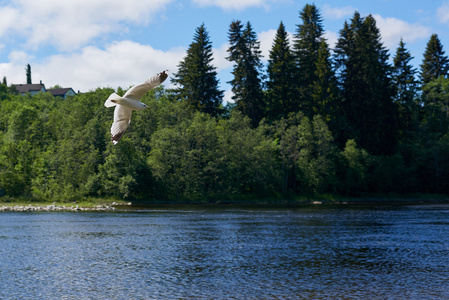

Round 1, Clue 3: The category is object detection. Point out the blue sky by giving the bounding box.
[0,0,448,102]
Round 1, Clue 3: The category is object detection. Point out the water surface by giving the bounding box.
[1,204,449,299]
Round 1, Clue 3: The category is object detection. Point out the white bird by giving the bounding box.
[104,70,169,144]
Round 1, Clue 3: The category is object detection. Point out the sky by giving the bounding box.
[0,0,448,103]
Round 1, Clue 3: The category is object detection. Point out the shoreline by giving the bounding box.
[1,197,449,212]
[0,204,117,212]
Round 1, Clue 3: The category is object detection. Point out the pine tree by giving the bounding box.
[394,39,418,103]
[311,40,342,136]
[266,21,297,120]
[227,20,264,126]
[393,39,419,139]
[171,24,223,116]
[420,34,449,85]
[293,4,325,117]
[334,12,398,155]
[26,64,31,84]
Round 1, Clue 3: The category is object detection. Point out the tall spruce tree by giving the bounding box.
[26,64,31,84]
[420,34,449,85]
[171,24,223,116]
[311,39,344,144]
[394,39,418,103]
[227,20,264,126]
[334,12,398,155]
[311,39,340,121]
[266,21,297,120]
[293,4,325,117]
[393,39,419,139]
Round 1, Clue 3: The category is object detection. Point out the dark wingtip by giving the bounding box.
[111,131,125,145]
[159,70,169,83]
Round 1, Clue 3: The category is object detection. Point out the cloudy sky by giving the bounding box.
[0,0,448,102]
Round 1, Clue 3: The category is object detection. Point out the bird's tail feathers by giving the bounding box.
[104,93,121,107]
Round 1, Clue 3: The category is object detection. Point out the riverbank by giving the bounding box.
[0,198,133,212]
[0,202,133,212]
[1,193,449,212]
[0,204,113,212]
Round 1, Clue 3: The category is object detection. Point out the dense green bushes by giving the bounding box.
[1,86,448,203]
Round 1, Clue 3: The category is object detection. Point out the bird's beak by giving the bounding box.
[147,107,151,110]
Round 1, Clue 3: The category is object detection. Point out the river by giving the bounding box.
[1,204,448,299]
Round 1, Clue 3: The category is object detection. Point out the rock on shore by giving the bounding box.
[0,204,116,212]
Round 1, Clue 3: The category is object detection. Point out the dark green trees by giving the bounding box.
[394,39,419,104]
[172,24,223,116]
[420,34,449,85]
[293,4,326,117]
[265,22,297,120]
[334,12,398,155]
[393,39,419,138]
[227,20,264,126]
[26,64,32,84]
[311,40,340,125]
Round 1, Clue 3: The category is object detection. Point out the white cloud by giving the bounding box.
[324,31,339,49]
[192,0,275,11]
[0,39,239,94]
[0,41,185,92]
[322,4,355,20]
[0,6,20,37]
[372,14,430,49]
[0,0,173,51]
[213,42,233,71]
[258,29,277,60]
[223,88,234,104]
[437,1,449,24]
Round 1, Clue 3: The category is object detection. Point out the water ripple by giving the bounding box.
[0,205,449,299]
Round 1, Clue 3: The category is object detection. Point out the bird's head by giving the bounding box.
[142,103,150,110]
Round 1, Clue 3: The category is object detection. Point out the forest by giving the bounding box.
[1,4,449,203]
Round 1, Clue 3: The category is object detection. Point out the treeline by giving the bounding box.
[1,4,449,202]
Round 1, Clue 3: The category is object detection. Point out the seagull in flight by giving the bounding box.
[104,70,168,144]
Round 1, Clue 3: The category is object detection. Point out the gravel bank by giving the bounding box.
[0,204,116,212]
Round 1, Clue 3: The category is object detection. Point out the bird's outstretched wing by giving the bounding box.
[123,70,169,101]
[111,105,133,145]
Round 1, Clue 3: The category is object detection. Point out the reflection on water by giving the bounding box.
[1,204,449,299]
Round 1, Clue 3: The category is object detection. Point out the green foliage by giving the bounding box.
[148,111,280,201]
[421,76,449,135]
[420,34,449,85]
[340,139,372,196]
[293,4,326,116]
[311,40,341,128]
[26,64,31,84]
[334,12,398,155]
[295,115,338,194]
[393,39,420,140]
[2,6,449,202]
[171,24,224,116]
[227,20,264,127]
[266,22,298,120]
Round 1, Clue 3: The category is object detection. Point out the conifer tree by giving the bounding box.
[393,39,419,138]
[172,24,223,116]
[293,4,325,117]
[394,39,418,103]
[26,64,31,84]
[227,20,264,126]
[266,21,297,120]
[420,34,449,85]
[311,39,343,144]
[334,12,398,155]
